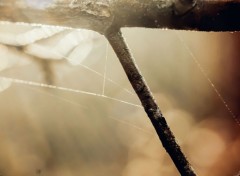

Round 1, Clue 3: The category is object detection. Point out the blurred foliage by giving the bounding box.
[0,24,239,175]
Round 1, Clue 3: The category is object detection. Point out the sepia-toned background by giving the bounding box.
[0,22,239,176]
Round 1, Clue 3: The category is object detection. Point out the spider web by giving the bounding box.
[175,31,240,127]
[0,22,153,135]
[0,22,239,176]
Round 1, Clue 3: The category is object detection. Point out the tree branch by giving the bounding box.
[105,28,197,176]
[0,0,240,33]
[1,0,238,175]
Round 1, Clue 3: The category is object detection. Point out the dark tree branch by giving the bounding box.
[106,28,197,176]
[0,0,239,33]
[1,0,239,175]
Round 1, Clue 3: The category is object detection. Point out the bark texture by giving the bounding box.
[0,0,239,33]
[106,28,197,176]
[1,0,239,175]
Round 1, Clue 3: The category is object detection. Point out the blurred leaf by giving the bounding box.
[0,22,104,63]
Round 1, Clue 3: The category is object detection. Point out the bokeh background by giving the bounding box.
[0,22,239,176]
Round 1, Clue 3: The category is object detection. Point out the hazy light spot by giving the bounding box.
[25,0,54,9]
[122,158,161,176]
[186,128,226,168]
[0,77,12,92]
[67,40,93,65]
[165,109,194,143]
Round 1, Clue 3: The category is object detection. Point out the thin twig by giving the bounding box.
[105,28,197,176]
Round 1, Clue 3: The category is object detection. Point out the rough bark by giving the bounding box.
[1,0,239,175]
[0,0,239,34]
[106,28,197,176]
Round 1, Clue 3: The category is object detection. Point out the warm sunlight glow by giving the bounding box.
[0,23,239,176]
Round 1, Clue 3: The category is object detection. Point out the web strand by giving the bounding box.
[108,116,154,135]
[102,42,109,95]
[25,85,88,109]
[0,21,136,96]
[5,78,151,135]
[0,76,142,108]
[32,41,136,97]
[175,31,240,127]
